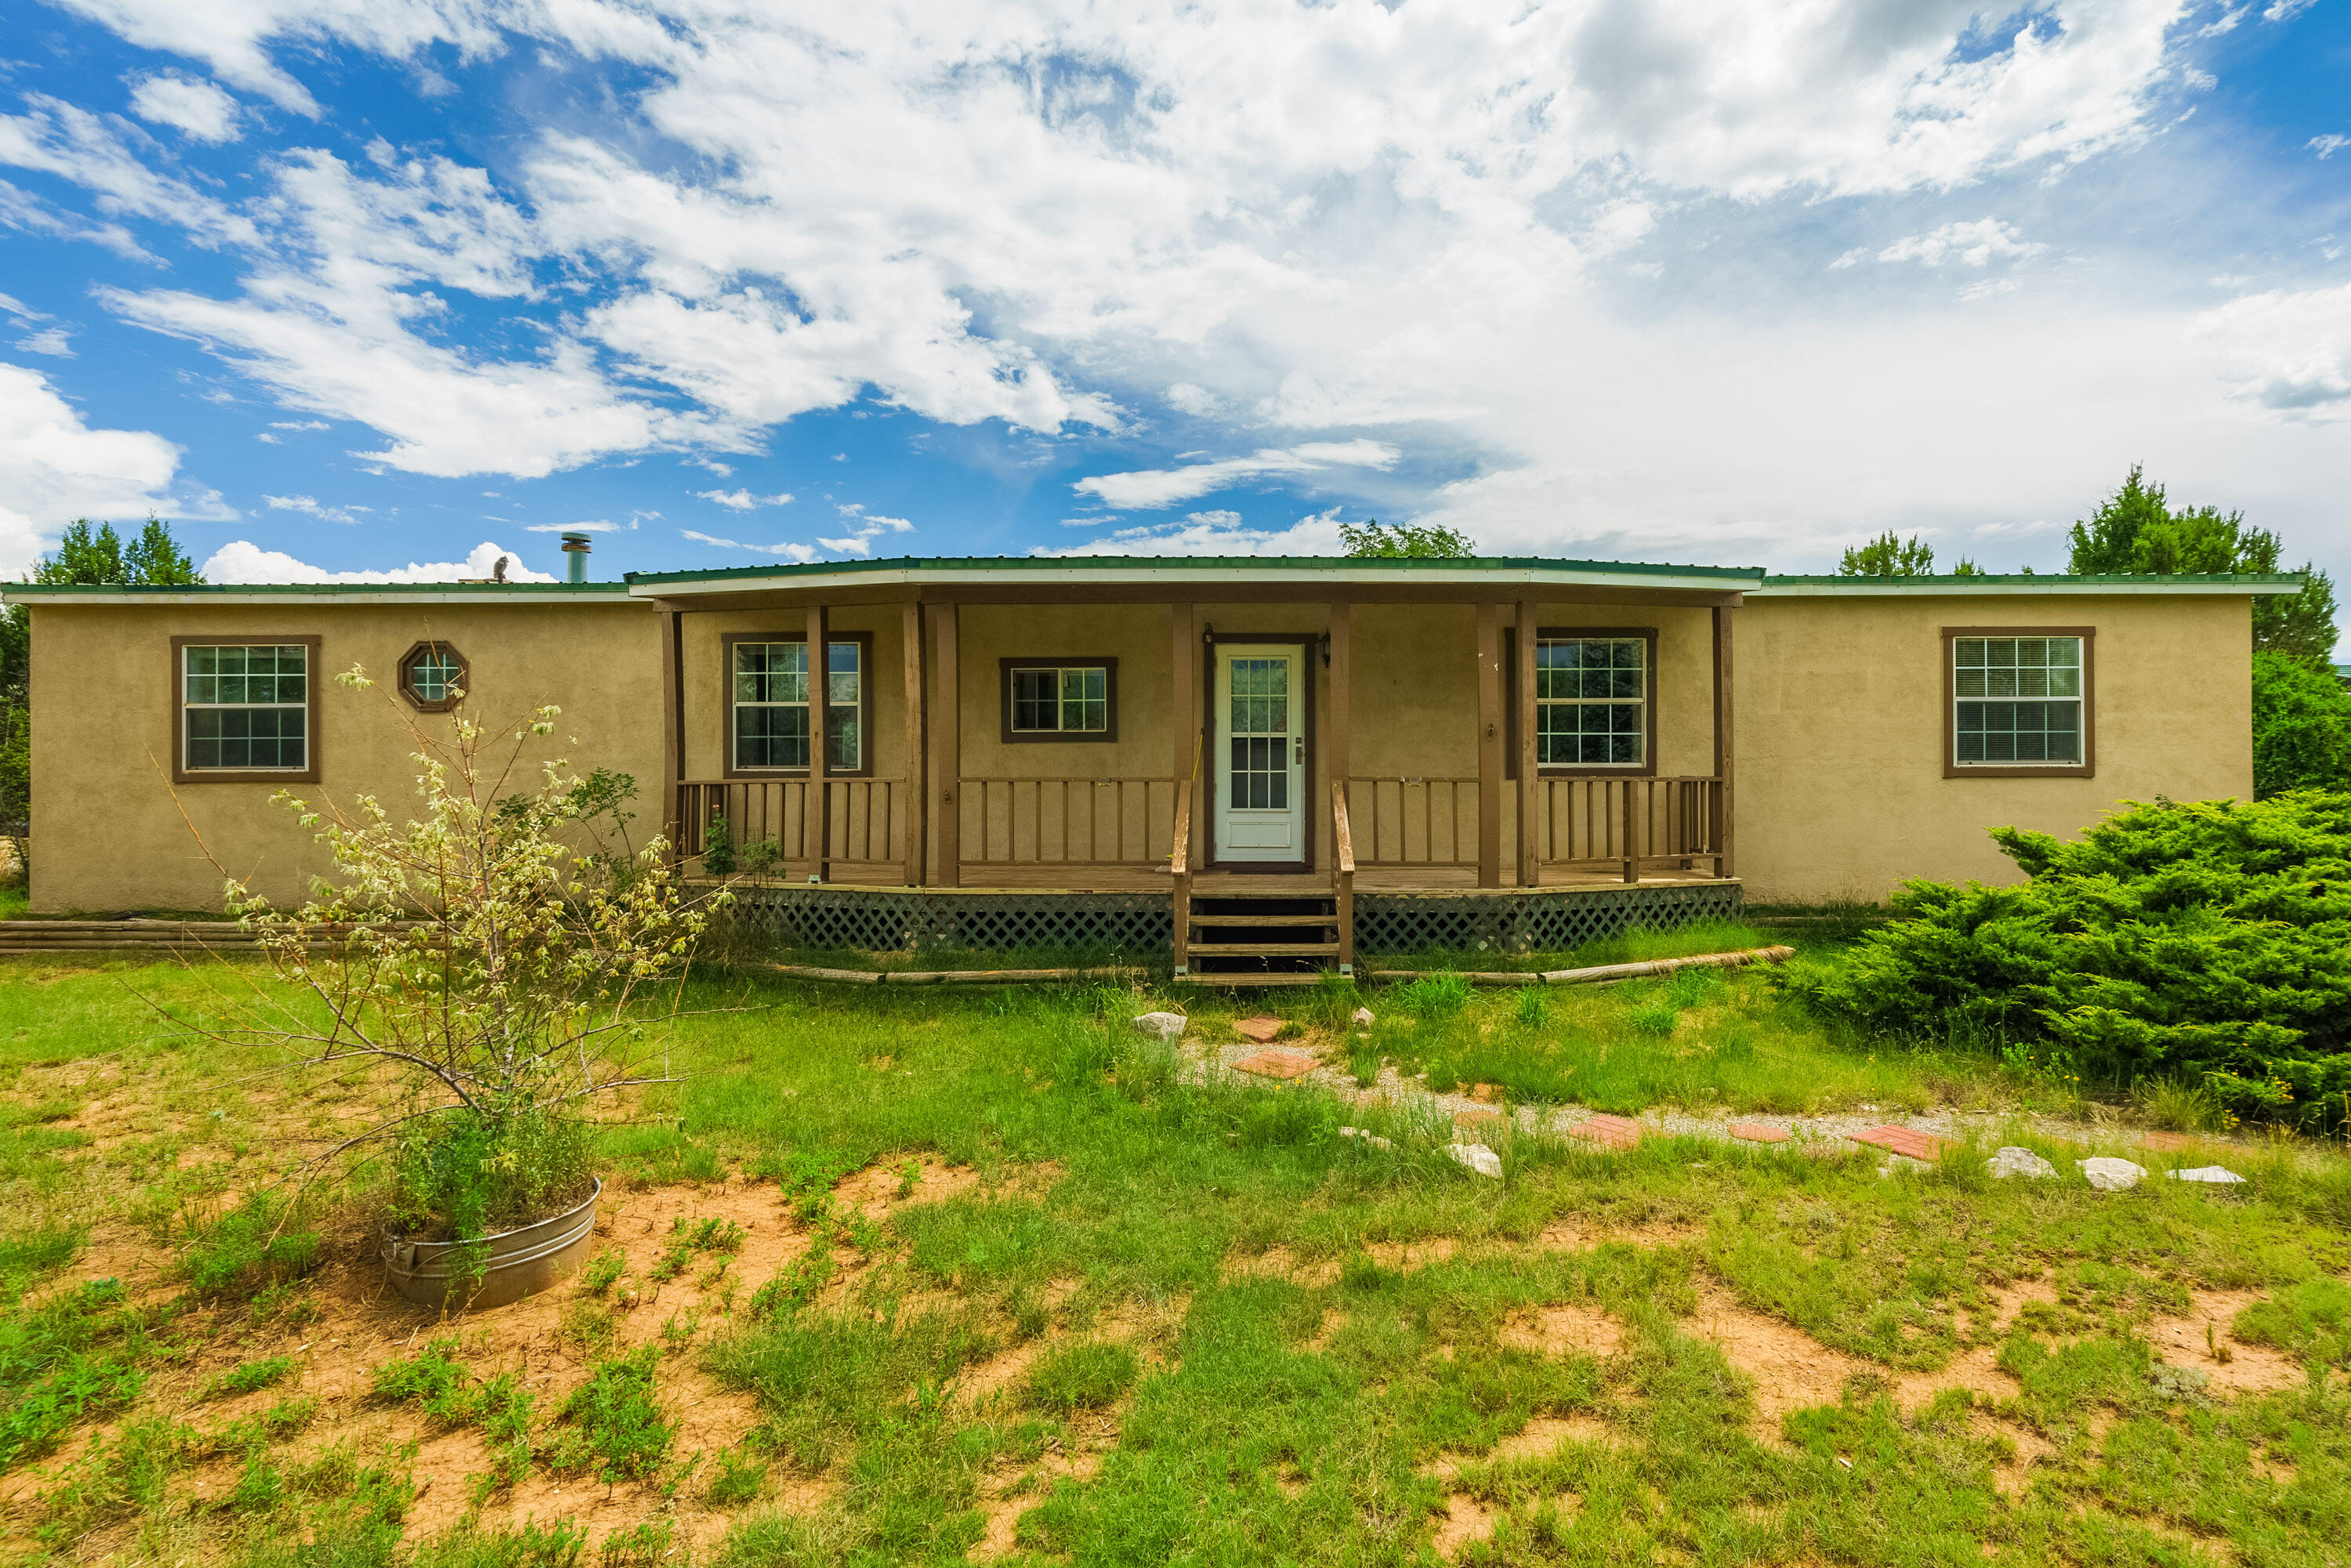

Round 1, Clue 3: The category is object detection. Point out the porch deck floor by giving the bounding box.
[770,869,1738,896]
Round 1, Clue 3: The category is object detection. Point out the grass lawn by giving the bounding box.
[0,939,2346,1566]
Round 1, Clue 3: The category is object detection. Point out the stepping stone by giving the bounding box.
[1848,1125,1944,1162]
[1233,1015,1286,1045]
[1233,1048,1317,1081]
[1986,1146,2058,1179]
[1453,1108,1507,1131]
[1730,1123,1789,1144]
[1447,1143,1503,1179]
[1131,1011,1187,1041]
[2168,1165,2246,1184]
[2078,1156,2147,1192]
[2141,1131,2199,1152]
[1570,1114,1642,1150]
[1339,1125,1396,1151]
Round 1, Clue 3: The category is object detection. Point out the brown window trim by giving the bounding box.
[397,639,468,713]
[721,630,875,780]
[169,634,323,785]
[998,657,1120,744]
[1942,625,2096,779]
[1523,625,1659,778]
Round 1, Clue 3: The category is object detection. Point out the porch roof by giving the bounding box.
[621,553,1766,598]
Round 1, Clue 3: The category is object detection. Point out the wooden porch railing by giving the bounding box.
[1533,775,1724,882]
[1342,777,1480,866]
[1330,781,1355,973]
[676,779,904,871]
[1170,778,1193,976]
[957,777,1176,869]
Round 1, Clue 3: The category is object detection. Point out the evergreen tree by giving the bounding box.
[2067,465,2338,663]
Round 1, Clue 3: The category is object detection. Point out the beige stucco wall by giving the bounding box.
[27,601,663,914]
[24,587,2259,911]
[1735,592,2255,904]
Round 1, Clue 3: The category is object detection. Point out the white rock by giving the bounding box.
[2078,1157,2148,1193]
[1986,1146,2058,1180]
[1446,1142,1503,1179]
[1339,1125,1396,1152]
[1130,1012,1187,1041]
[1349,1006,1375,1028]
[2167,1166,2247,1185]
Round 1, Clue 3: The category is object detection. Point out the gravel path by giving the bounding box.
[1186,1032,2303,1175]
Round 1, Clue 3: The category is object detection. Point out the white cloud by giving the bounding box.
[816,501,915,556]
[263,492,367,523]
[0,361,184,577]
[268,418,326,430]
[1165,382,1222,417]
[1871,219,2048,269]
[201,538,557,583]
[2312,135,2349,161]
[523,518,634,533]
[2197,281,2351,422]
[0,295,46,321]
[1074,440,1401,510]
[13,328,74,357]
[694,488,794,510]
[679,528,817,562]
[1045,507,1349,557]
[126,72,243,143]
[0,95,256,248]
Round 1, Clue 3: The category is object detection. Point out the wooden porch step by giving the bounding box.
[1186,913,1336,927]
[1182,972,1333,988]
[1189,941,1340,958]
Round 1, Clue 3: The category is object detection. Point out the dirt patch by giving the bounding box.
[1501,1303,1623,1360]
[1425,1415,1620,1482]
[2146,1289,2306,1397]
[1305,1309,1349,1354]
[1533,1216,1704,1252]
[835,1157,984,1222]
[1222,1245,1342,1287]
[1432,1493,1496,1560]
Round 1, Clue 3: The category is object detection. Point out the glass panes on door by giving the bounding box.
[183,644,308,770]
[1954,636,2082,763]
[734,640,862,770]
[1227,657,1290,809]
[1534,637,1645,766]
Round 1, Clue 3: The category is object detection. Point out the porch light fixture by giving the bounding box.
[1201,622,1215,646]
[1317,632,1331,666]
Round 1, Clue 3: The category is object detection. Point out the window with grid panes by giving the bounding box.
[404,646,462,703]
[183,645,308,770]
[1953,636,2081,764]
[1534,636,1646,766]
[733,640,862,770]
[1009,666,1109,734]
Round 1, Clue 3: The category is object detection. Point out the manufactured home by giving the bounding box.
[4,556,2292,977]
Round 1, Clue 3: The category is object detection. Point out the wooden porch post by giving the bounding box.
[806,605,829,882]
[936,603,960,887]
[660,608,683,861]
[1171,600,1196,867]
[1476,603,1502,889]
[1515,597,1538,887]
[901,599,925,887]
[1713,603,1737,880]
[1328,602,1353,975]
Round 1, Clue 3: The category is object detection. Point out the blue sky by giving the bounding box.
[2,2,2348,614]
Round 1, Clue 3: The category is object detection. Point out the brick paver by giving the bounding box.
[1730,1123,1789,1144]
[1848,1125,1944,1161]
[1233,1048,1317,1080]
[1233,1016,1286,1045]
[1570,1114,1643,1150]
[1453,1108,1507,1131]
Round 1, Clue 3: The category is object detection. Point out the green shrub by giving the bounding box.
[1786,794,2351,1123]
[1024,1342,1138,1414]
[1396,972,1472,1021]
[2252,650,2351,798]
[389,1102,596,1244]
[181,1195,323,1295]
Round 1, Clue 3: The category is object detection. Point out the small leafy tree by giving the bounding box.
[1339,519,1475,558]
[1835,530,1980,577]
[180,662,716,1244]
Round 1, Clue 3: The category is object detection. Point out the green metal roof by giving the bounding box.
[621,553,1768,585]
[1759,572,2305,586]
[1,581,631,598]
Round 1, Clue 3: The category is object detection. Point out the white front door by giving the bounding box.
[1214,645,1306,863]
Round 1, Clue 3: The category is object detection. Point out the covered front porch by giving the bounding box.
[636,557,1748,975]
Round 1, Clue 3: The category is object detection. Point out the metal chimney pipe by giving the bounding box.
[560,531,592,584]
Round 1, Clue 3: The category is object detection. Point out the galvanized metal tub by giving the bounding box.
[381,1178,602,1311]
